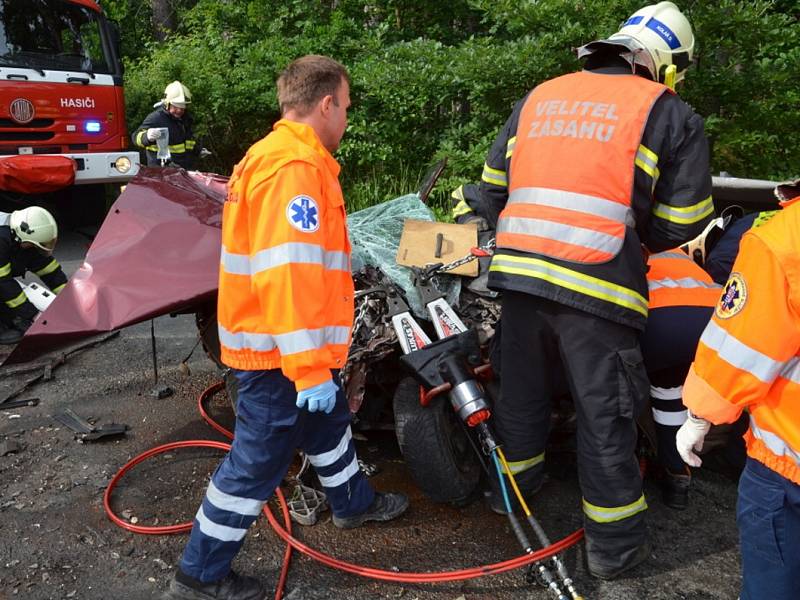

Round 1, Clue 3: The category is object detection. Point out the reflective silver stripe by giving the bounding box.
[780,358,800,385]
[195,506,247,542]
[701,320,785,383]
[218,324,350,355]
[491,255,649,315]
[648,276,721,293]
[653,196,714,225]
[482,163,507,187]
[499,216,623,257]
[650,385,682,400]
[652,408,687,426]
[635,146,658,177]
[750,421,800,465]
[505,136,516,159]
[316,455,360,488]
[508,187,633,225]
[650,250,692,261]
[220,243,349,276]
[306,427,353,468]
[206,480,264,517]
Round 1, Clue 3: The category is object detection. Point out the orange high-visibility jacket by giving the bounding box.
[498,71,668,264]
[647,249,721,310]
[217,119,353,390]
[684,199,800,484]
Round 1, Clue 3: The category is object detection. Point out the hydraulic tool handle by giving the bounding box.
[390,312,432,354]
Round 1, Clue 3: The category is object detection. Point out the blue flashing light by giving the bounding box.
[85,121,101,133]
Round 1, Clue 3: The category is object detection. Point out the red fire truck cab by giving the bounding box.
[0,0,139,210]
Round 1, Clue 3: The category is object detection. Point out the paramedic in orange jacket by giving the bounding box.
[483,2,713,579]
[677,194,800,600]
[167,56,408,600]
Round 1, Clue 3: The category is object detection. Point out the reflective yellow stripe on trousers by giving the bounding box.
[582,494,647,523]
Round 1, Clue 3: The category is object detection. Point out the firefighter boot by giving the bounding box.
[662,466,691,510]
[332,492,409,529]
[0,321,26,345]
[165,569,266,600]
[588,540,651,581]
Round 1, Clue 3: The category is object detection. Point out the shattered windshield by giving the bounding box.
[0,0,112,74]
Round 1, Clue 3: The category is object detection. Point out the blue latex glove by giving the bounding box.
[296,378,338,414]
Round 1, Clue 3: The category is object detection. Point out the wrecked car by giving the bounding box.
[3,165,785,506]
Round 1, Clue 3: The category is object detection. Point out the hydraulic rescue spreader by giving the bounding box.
[389,268,584,600]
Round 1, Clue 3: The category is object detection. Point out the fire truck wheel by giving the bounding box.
[393,376,480,504]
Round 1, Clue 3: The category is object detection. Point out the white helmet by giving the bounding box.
[579,2,694,85]
[163,81,191,109]
[9,206,58,253]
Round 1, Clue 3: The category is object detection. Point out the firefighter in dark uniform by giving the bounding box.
[132,81,200,170]
[0,207,67,345]
[482,2,713,579]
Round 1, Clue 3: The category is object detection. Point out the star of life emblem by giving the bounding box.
[715,272,747,319]
[286,195,320,233]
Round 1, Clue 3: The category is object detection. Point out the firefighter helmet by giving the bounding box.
[163,81,192,109]
[578,2,695,85]
[9,206,58,253]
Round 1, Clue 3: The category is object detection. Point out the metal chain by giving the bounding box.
[342,290,381,386]
[431,237,496,274]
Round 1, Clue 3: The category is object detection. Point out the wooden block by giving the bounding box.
[395,219,479,276]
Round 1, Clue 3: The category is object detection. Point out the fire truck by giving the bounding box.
[0,0,139,220]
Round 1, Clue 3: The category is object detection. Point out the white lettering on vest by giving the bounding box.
[527,118,615,142]
[60,97,96,109]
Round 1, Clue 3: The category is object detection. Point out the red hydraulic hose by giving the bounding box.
[103,382,585,596]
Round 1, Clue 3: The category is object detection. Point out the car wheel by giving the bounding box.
[393,376,481,504]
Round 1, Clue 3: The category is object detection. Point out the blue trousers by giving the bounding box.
[180,368,374,582]
[737,457,800,600]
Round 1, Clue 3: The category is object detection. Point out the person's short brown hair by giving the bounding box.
[277,55,350,116]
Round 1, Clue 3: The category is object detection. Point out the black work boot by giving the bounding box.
[0,323,24,345]
[332,492,409,529]
[588,541,650,581]
[662,466,691,510]
[165,569,266,600]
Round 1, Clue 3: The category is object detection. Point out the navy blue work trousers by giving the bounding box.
[737,457,800,600]
[179,368,374,582]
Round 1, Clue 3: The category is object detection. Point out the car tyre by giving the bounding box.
[393,376,480,504]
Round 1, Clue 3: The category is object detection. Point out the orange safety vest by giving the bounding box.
[497,71,669,264]
[684,199,800,484]
[647,249,721,310]
[217,119,353,390]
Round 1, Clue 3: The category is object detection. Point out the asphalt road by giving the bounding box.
[0,228,744,600]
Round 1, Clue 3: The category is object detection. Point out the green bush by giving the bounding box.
[110,0,800,210]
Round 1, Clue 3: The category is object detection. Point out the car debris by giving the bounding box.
[53,407,129,442]
[0,398,39,412]
[0,438,21,456]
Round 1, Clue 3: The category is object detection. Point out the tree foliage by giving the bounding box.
[103,0,800,207]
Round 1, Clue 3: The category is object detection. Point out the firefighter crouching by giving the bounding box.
[132,80,200,170]
[481,2,713,579]
[641,248,745,509]
[0,207,67,345]
[677,190,800,600]
[166,56,408,600]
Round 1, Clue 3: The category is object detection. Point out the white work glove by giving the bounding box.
[146,127,165,142]
[296,378,338,414]
[676,412,712,467]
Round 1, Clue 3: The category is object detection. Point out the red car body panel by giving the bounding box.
[4,168,228,364]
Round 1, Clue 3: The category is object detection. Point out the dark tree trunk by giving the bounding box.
[151,0,175,42]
